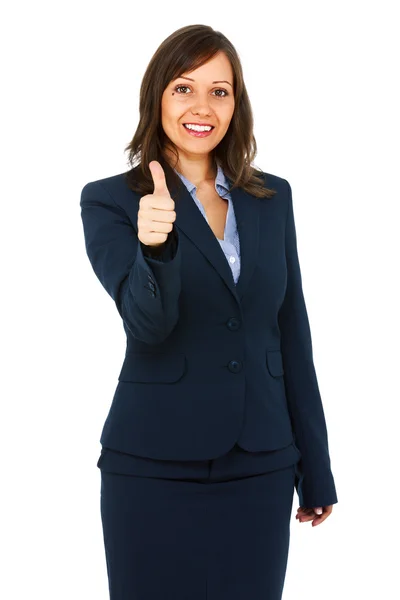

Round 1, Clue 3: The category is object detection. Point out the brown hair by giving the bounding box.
[124,24,276,200]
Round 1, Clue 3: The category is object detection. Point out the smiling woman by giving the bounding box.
[123,24,277,201]
[81,22,338,600]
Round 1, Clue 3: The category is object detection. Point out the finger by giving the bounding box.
[139,218,173,234]
[299,512,327,525]
[298,514,314,523]
[296,508,317,522]
[297,508,313,517]
[297,505,333,524]
[312,514,328,527]
[149,161,170,197]
[297,506,328,516]
[138,207,175,225]
[311,507,332,526]
[296,513,313,522]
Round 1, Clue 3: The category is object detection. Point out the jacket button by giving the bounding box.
[226,317,240,331]
[228,360,242,373]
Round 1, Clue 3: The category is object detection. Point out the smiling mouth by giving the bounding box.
[182,124,215,130]
[182,124,216,138]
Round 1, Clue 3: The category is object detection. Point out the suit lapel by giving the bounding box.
[174,178,261,302]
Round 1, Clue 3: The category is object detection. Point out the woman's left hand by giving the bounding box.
[295,505,333,527]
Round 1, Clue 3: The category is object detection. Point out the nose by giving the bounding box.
[190,90,212,117]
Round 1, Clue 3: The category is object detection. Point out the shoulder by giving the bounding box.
[255,169,292,214]
[81,171,131,195]
[260,169,291,192]
[80,171,137,209]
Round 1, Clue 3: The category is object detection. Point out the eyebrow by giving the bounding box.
[177,76,233,88]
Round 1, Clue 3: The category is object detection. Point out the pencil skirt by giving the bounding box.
[98,444,297,600]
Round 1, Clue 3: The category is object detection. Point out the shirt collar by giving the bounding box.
[173,159,231,195]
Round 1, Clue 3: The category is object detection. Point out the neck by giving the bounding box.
[165,149,217,186]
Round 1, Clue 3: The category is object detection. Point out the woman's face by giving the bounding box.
[161,52,235,161]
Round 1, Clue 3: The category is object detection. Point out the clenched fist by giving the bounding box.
[137,161,176,248]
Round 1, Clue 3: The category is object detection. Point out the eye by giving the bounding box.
[174,85,229,98]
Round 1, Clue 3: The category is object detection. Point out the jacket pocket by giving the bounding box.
[266,350,284,377]
[118,352,186,383]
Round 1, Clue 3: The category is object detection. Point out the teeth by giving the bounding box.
[184,124,212,132]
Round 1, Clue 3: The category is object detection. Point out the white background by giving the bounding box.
[2,1,399,598]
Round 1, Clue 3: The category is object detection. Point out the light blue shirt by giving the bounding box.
[173,161,241,285]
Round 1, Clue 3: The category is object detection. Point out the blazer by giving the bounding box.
[80,167,338,508]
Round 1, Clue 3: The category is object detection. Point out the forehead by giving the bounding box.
[178,52,233,79]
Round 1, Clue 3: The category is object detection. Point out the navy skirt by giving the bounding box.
[98,442,301,600]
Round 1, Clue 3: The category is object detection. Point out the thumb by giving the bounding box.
[314,507,323,515]
[149,161,170,197]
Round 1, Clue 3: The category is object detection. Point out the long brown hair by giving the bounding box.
[124,24,276,200]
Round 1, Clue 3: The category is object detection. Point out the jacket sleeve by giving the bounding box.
[278,179,338,508]
[141,227,178,261]
[80,180,182,345]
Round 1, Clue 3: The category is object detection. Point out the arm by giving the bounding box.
[278,179,338,508]
[80,180,182,345]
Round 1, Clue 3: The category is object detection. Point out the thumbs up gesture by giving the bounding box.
[138,161,176,248]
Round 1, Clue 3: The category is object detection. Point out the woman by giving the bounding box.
[80,24,338,600]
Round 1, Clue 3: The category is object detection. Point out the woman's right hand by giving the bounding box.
[138,161,176,248]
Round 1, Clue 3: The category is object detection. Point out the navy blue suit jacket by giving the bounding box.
[80,168,338,508]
